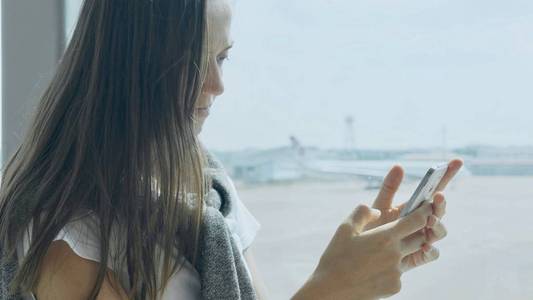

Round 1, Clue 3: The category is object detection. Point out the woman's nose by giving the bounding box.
[203,62,224,96]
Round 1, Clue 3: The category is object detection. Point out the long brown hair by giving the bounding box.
[0,0,208,299]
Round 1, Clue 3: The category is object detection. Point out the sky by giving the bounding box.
[59,0,533,151]
[199,0,533,151]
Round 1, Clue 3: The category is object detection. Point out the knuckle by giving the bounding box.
[416,233,427,245]
[355,204,371,216]
[337,221,353,236]
[432,223,447,240]
[388,279,402,295]
[390,268,402,280]
[398,239,411,255]
[416,229,427,240]
[382,181,396,193]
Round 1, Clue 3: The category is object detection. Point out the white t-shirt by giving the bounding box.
[17,179,261,300]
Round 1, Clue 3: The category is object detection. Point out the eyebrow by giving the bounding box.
[222,42,234,52]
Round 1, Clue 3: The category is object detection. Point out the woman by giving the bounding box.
[0,0,462,299]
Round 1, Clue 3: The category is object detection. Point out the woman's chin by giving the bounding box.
[194,118,206,135]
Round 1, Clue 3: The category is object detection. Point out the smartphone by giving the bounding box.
[399,163,448,217]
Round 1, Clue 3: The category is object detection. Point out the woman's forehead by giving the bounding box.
[207,0,232,28]
[206,0,233,48]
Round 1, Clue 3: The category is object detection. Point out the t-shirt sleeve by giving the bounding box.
[52,212,114,269]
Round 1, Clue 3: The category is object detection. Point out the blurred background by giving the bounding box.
[2,0,533,299]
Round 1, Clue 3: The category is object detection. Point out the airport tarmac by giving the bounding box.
[238,176,533,300]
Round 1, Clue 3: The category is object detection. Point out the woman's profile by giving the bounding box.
[0,0,463,299]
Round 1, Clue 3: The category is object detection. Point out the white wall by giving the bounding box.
[1,0,64,167]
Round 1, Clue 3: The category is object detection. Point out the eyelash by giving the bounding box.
[217,55,229,65]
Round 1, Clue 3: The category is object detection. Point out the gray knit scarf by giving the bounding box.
[195,152,258,300]
[0,152,257,300]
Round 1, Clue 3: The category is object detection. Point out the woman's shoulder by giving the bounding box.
[33,239,128,300]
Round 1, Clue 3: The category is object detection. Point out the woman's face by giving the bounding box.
[195,0,233,134]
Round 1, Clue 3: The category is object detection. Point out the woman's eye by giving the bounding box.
[217,55,229,65]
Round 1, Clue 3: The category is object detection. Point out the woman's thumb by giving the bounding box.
[350,205,381,235]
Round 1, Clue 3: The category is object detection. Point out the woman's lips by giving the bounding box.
[196,107,210,118]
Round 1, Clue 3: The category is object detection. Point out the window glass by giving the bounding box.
[63,2,533,299]
[202,1,533,299]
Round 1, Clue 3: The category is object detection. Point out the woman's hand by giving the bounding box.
[364,159,463,230]
[364,159,463,272]
[292,159,463,300]
[292,202,434,300]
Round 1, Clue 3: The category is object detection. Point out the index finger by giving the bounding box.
[372,165,404,210]
[435,159,463,192]
[389,201,433,238]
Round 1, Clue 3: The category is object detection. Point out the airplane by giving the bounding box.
[289,136,468,189]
